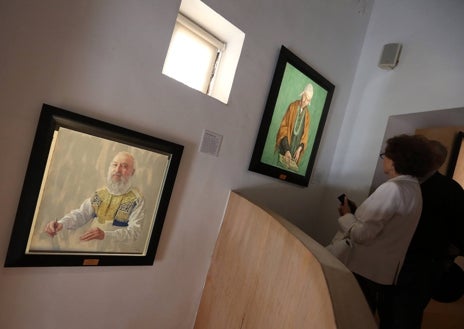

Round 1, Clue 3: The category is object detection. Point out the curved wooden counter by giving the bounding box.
[194,191,376,329]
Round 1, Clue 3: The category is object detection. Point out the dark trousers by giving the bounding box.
[385,258,445,329]
[354,273,388,317]
[354,259,444,329]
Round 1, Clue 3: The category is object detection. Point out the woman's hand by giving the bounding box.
[338,196,355,216]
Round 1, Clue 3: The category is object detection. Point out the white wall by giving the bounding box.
[0,1,372,328]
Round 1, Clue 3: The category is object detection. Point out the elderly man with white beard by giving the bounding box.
[45,151,145,243]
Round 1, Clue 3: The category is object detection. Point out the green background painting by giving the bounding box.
[260,63,328,175]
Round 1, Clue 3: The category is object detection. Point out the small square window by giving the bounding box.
[163,14,225,96]
[163,0,245,104]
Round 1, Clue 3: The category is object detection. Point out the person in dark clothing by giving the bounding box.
[380,139,464,329]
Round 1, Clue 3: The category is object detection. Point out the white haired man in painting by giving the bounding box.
[45,151,145,245]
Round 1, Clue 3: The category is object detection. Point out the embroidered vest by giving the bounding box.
[90,188,139,227]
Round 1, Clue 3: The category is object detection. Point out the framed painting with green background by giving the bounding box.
[249,46,335,186]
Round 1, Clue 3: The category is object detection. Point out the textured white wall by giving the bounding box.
[0,1,371,328]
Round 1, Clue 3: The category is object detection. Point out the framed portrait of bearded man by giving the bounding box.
[249,46,335,187]
[5,104,183,267]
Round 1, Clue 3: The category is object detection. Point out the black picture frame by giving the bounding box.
[5,104,183,267]
[249,46,335,186]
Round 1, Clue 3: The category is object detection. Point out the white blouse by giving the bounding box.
[338,175,422,285]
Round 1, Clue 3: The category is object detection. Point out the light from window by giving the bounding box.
[163,14,224,95]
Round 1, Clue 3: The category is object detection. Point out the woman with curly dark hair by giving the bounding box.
[334,134,433,328]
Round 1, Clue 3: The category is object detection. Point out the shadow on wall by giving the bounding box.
[236,183,326,240]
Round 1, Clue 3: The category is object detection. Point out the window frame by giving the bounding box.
[164,13,226,96]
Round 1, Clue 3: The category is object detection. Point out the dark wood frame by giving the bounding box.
[447,131,464,184]
[5,104,183,267]
[249,46,335,186]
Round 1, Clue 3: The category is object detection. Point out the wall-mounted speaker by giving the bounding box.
[378,43,402,70]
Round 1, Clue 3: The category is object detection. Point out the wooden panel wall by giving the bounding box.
[194,192,376,329]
